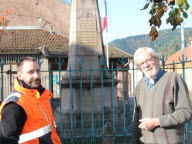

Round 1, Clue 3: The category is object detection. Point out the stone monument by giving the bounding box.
[55,0,118,124]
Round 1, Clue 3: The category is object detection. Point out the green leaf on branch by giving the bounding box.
[182,11,188,18]
[140,2,150,10]
[183,1,190,10]
[166,8,183,30]
[149,15,162,28]
[175,0,185,7]
[141,0,190,41]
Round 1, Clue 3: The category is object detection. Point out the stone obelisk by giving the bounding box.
[55,0,118,119]
[64,0,105,78]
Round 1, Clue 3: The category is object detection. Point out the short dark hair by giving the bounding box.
[17,57,38,72]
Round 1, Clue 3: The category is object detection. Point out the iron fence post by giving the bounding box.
[0,60,5,101]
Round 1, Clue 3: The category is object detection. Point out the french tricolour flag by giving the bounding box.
[101,0,107,31]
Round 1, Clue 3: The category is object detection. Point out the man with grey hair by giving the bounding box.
[132,47,192,144]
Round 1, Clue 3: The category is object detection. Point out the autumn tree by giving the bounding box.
[141,0,190,41]
[0,10,11,26]
[0,9,11,43]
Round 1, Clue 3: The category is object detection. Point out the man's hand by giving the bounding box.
[139,118,160,131]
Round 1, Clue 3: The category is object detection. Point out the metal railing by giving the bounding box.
[0,56,191,144]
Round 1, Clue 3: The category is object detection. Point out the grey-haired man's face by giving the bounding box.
[137,51,160,79]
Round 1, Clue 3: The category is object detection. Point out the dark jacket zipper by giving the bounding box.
[37,104,49,122]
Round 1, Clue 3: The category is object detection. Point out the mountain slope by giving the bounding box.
[109,28,192,56]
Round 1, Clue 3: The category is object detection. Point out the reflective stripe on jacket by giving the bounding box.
[19,124,52,143]
[0,79,61,144]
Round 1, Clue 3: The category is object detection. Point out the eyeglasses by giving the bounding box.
[138,57,156,68]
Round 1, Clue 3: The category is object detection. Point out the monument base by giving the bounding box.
[54,77,119,120]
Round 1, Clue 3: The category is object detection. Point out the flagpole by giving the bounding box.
[105,0,109,68]
[101,0,109,68]
[106,24,109,68]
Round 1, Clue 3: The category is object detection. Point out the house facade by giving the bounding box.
[164,45,192,96]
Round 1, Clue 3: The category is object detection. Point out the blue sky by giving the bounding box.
[63,0,192,42]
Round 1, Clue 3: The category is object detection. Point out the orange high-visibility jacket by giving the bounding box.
[0,79,61,144]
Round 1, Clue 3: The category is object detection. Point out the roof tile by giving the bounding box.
[165,47,192,64]
[0,29,69,54]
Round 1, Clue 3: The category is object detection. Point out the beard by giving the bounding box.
[144,67,159,79]
[32,79,41,87]
[29,78,41,88]
[18,78,41,89]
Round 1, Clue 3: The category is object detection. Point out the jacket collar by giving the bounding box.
[14,79,52,100]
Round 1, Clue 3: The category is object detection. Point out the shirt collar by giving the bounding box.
[145,69,165,89]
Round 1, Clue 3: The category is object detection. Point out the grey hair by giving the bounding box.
[134,47,159,67]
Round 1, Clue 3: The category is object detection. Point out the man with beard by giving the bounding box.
[132,47,192,144]
[0,57,61,144]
